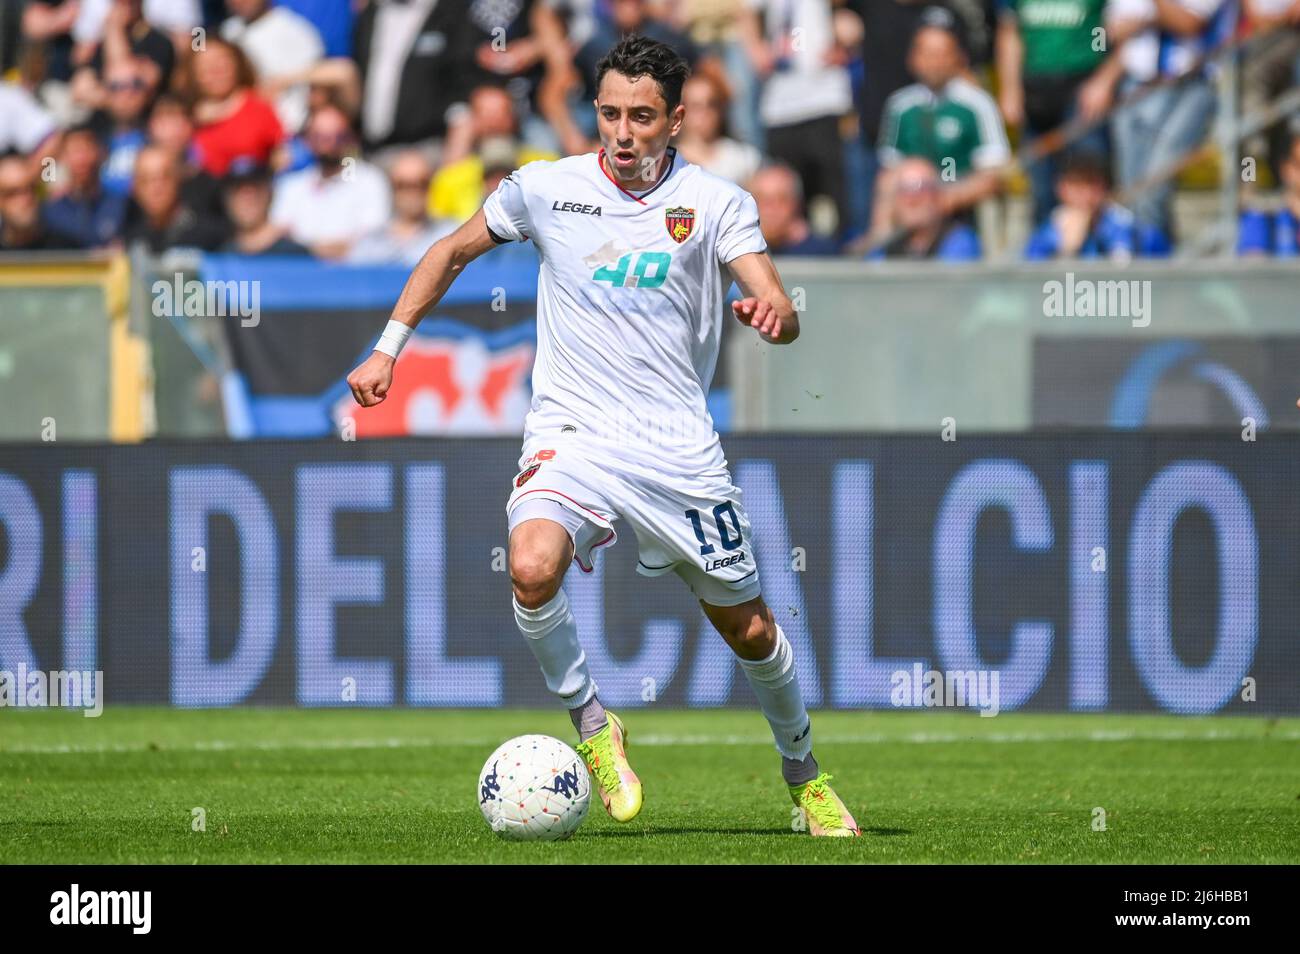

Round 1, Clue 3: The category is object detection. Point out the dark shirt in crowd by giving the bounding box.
[88,20,176,86]
[123,204,229,253]
[219,235,312,256]
[1,215,82,252]
[44,188,129,247]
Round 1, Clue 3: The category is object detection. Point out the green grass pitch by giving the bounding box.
[2,708,1297,864]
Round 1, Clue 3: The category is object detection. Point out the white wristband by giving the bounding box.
[374,319,413,358]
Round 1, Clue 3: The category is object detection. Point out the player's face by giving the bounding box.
[594,70,684,187]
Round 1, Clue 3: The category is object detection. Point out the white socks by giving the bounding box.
[513,587,597,709]
[516,591,813,772]
[739,624,813,761]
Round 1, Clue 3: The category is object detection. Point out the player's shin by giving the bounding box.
[513,589,606,737]
[738,624,820,785]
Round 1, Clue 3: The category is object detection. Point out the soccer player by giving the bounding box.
[347,36,859,837]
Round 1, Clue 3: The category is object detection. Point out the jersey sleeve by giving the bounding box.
[716,190,768,264]
[482,166,533,243]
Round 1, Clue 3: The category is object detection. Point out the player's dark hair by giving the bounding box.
[595,35,691,112]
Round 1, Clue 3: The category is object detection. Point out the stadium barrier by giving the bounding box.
[6,254,1297,440]
[0,252,146,442]
[732,259,1300,432]
[1,434,1292,713]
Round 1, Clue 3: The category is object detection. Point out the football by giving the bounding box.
[477,734,591,841]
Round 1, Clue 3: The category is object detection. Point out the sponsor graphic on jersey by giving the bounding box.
[515,463,541,487]
[582,239,635,270]
[665,207,695,243]
[552,200,603,216]
[705,550,747,572]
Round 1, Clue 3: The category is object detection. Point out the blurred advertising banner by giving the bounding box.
[1032,337,1300,429]
[1,434,1294,713]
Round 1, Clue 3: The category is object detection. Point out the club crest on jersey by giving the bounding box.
[515,463,541,487]
[665,207,695,243]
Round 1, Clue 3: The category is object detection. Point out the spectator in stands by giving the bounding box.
[747,163,840,255]
[0,154,77,251]
[465,0,553,149]
[0,79,59,157]
[479,136,519,199]
[276,0,354,59]
[70,0,178,109]
[220,158,309,256]
[430,85,557,223]
[44,123,128,247]
[864,156,981,260]
[874,7,1010,233]
[21,0,81,86]
[847,0,932,160]
[221,0,325,135]
[677,0,764,148]
[123,144,228,252]
[673,72,763,185]
[741,0,852,235]
[1109,0,1234,237]
[996,0,1121,226]
[91,56,157,196]
[147,91,226,222]
[349,150,456,264]
[270,103,390,258]
[1024,150,1170,259]
[1239,133,1300,256]
[353,0,480,153]
[188,38,284,179]
[73,0,199,53]
[1241,0,1300,183]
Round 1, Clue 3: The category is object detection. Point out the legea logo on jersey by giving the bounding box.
[552,200,603,216]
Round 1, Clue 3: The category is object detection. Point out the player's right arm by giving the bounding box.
[347,208,500,407]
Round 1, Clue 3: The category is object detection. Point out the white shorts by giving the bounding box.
[505,429,762,607]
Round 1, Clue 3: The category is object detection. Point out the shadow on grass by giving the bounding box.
[582,825,913,837]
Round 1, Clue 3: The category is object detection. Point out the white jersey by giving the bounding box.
[482,147,767,478]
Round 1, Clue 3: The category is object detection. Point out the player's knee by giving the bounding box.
[509,542,568,609]
[721,609,776,660]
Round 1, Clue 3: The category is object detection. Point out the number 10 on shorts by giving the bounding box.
[685,502,743,555]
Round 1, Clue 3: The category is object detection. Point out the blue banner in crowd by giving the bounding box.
[202,250,736,439]
[1,435,1293,713]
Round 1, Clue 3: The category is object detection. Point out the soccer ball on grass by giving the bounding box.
[477,734,591,841]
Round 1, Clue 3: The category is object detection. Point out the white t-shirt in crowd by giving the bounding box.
[270,161,392,246]
[748,0,852,128]
[73,0,200,42]
[0,83,57,155]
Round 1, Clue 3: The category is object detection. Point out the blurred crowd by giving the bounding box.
[0,0,1298,263]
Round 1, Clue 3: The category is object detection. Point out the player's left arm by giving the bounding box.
[726,250,800,345]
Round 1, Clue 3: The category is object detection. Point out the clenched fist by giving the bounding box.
[347,352,395,407]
